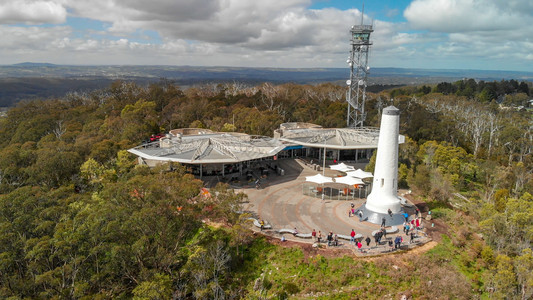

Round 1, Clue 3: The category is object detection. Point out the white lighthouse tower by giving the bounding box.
[358,106,404,225]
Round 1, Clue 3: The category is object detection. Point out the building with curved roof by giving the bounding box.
[127,124,403,176]
[274,122,381,149]
[128,128,285,166]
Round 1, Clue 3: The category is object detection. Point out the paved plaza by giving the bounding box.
[237,159,430,255]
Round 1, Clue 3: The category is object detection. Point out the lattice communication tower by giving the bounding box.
[346,19,373,128]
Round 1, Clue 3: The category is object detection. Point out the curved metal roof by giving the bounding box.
[275,122,381,149]
[128,129,285,164]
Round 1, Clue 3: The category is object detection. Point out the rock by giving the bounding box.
[253,278,262,291]
[392,265,399,270]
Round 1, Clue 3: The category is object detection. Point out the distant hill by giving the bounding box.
[2,64,533,82]
[0,64,532,107]
[12,62,58,67]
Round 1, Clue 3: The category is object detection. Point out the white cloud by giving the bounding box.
[0,0,67,24]
[404,0,532,33]
[0,0,532,71]
[0,25,71,50]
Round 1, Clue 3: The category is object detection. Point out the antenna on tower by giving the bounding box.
[361,3,364,25]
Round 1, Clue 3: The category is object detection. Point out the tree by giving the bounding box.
[489,255,518,298]
[132,274,173,300]
[119,99,158,142]
[514,249,533,300]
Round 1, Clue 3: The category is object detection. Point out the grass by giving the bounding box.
[239,245,426,299]
[237,224,490,298]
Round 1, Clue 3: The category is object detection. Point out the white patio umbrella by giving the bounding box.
[305,173,333,198]
[329,163,355,172]
[334,176,365,185]
[305,173,334,184]
[334,176,365,198]
[345,169,373,178]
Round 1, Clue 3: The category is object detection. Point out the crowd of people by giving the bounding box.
[264,207,426,255]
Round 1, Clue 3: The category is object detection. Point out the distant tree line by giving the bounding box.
[389,78,531,106]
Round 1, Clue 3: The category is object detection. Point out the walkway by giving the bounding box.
[238,159,431,256]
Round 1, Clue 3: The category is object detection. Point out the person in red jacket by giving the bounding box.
[350,229,356,244]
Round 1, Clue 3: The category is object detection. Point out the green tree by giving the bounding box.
[132,274,173,300]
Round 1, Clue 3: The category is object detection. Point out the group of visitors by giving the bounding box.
[348,203,363,216]
[311,229,338,246]
[278,206,425,254]
[402,214,423,244]
[350,228,373,253]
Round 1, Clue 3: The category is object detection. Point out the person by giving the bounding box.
[376,230,383,245]
[358,210,363,219]
[410,231,415,244]
[357,241,363,252]
[381,226,387,239]
[333,234,339,246]
[365,236,371,247]
[348,208,352,217]
[281,236,286,242]
[374,232,380,246]
[403,212,409,222]
[388,240,393,251]
[327,232,333,246]
[293,228,298,236]
[388,208,393,218]
[405,224,410,235]
[350,229,356,244]
[317,231,322,243]
[255,179,261,189]
[416,208,421,218]
[394,235,402,249]
[311,229,317,241]
[260,219,265,231]
[351,202,355,209]
[416,218,420,229]
[381,217,386,227]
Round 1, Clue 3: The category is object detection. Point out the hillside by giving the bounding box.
[1,64,532,107]
[0,80,531,298]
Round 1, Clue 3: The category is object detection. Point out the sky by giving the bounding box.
[1,0,532,71]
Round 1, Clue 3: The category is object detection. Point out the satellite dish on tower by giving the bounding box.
[346,80,352,85]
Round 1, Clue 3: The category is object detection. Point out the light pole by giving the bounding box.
[322,136,327,176]
[322,135,327,201]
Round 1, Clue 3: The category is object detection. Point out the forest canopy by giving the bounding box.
[0,78,531,298]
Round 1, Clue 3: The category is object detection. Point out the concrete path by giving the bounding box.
[237,159,430,255]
